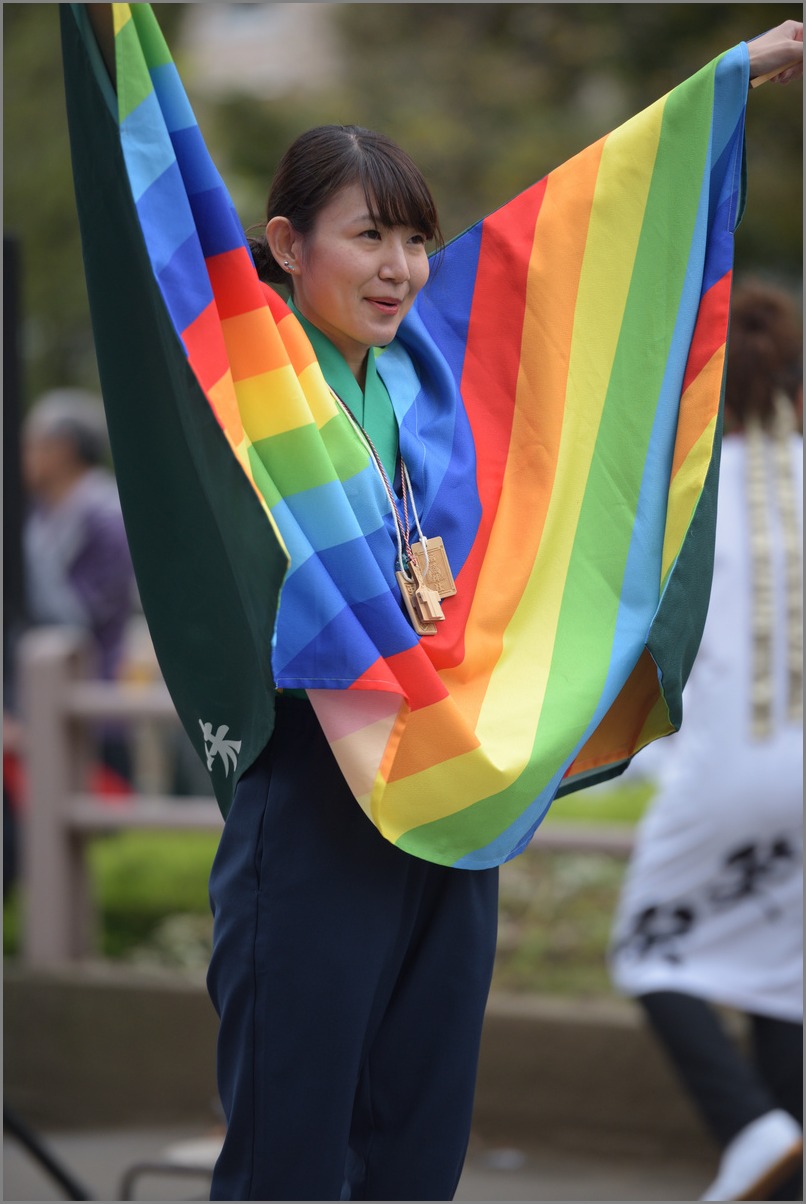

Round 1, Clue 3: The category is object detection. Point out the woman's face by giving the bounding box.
[284,182,430,381]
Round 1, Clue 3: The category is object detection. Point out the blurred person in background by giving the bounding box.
[20,387,137,780]
[609,280,803,1201]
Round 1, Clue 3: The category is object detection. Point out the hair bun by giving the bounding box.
[248,236,285,285]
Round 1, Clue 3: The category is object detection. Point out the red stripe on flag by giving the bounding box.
[259,280,293,322]
[681,272,732,395]
[205,246,269,320]
[429,179,548,672]
[182,300,229,392]
[351,646,449,711]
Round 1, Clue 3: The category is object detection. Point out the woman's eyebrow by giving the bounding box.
[352,213,425,231]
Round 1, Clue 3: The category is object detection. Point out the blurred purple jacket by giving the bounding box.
[24,468,136,680]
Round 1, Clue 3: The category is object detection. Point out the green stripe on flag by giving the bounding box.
[534,65,713,753]
[251,424,342,498]
[319,412,371,480]
[114,12,154,123]
[130,4,174,70]
[246,445,283,510]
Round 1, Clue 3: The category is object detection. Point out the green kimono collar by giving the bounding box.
[288,300,399,480]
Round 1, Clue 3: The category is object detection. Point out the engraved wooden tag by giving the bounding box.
[409,554,445,623]
[396,570,438,635]
[411,536,457,599]
[415,581,445,622]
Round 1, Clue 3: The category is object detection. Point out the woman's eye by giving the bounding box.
[409,233,427,246]
[361,229,381,240]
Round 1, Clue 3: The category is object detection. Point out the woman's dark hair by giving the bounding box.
[725,279,802,431]
[248,125,443,285]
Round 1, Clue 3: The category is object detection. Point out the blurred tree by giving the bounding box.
[207,3,802,274]
[4,3,94,399]
[330,3,804,268]
[2,3,185,402]
[3,3,802,405]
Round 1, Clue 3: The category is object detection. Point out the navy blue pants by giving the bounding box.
[207,697,499,1201]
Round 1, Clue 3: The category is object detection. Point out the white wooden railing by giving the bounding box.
[14,626,633,967]
[16,628,222,967]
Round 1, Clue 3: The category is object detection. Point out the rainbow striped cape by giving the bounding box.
[62,4,748,868]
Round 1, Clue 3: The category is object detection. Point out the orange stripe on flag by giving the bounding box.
[386,697,480,782]
[671,347,726,480]
[564,647,666,778]
[443,138,607,730]
[278,311,319,376]
[222,307,294,380]
[206,372,243,444]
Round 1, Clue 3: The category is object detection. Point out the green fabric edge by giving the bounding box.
[646,378,727,733]
[62,5,288,819]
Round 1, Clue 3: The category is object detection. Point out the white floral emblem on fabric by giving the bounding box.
[199,720,242,775]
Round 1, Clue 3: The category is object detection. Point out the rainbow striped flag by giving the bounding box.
[62,4,748,867]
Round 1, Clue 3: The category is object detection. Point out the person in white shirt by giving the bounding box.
[610,280,803,1201]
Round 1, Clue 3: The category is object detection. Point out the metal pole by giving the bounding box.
[3,1105,94,1200]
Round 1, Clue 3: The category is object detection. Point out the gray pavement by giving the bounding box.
[6,968,723,1201]
[3,1124,713,1202]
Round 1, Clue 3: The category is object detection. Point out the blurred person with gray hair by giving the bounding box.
[20,388,136,776]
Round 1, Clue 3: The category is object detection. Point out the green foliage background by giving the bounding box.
[4,3,802,405]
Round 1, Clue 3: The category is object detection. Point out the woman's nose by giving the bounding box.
[379,240,410,281]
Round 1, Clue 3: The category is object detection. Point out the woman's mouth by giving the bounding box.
[365,297,402,315]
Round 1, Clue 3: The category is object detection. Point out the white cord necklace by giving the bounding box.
[328,385,456,634]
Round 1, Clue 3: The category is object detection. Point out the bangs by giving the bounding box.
[355,143,441,246]
[265,124,443,256]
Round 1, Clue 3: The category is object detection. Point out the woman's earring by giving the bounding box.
[284,260,294,272]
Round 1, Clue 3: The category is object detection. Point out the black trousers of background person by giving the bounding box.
[640,991,803,1200]
[207,696,500,1202]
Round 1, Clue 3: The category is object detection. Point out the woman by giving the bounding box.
[206,130,502,1204]
[609,280,803,1201]
[68,8,802,1200]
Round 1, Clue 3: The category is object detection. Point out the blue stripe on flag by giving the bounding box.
[150,62,197,134]
[172,125,228,197]
[157,232,214,333]
[120,89,176,203]
[135,159,197,274]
